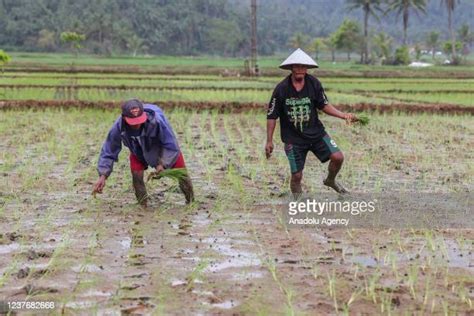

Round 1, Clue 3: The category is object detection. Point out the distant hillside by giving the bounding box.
[0,0,472,56]
[256,0,474,54]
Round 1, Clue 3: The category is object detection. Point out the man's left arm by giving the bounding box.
[321,104,357,123]
[314,81,357,123]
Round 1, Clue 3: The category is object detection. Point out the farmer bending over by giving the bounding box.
[92,99,194,206]
[265,48,358,195]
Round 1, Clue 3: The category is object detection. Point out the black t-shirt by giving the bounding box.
[267,74,329,144]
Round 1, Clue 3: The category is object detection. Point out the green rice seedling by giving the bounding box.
[185,259,208,291]
[147,168,188,183]
[262,257,295,316]
[407,264,419,300]
[0,259,19,288]
[364,270,381,303]
[442,300,449,315]
[327,270,339,313]
[356,113,370,126]
[422,274,432,309]
[276,209,289,236]
[379,289,393,315]
[342,287,364,315]
[423,230,436,252]
[457,282,473,309]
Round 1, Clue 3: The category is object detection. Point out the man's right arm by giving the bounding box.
[266,90,281,159]
[266,119,277,159]
[97,122,123,177]
[93,121,122,195]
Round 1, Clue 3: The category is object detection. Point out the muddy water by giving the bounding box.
[0,110,472,314]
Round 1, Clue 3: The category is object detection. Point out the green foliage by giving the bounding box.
[457,24,473,45]
[147,168,188,183]
[333,19,363,60]
[373,32,393,63]
[425,31,440,59]
[356,113,370,126]
[457,24,473,56]
[393,46,410,65]
[126,35,147,57]
[204,18,245,56]
[386,0,428,45]
[309,38,326,60]
[288,32,310,50]
[0,50,11,72]
[443,41,463,57]
[323,34,339,62]
[0,0,473,57]
[60,32,86,57]
[0,50,11,64]
[414,44,422,61]
[346,0,383,64]
[37,29,56,50]
[60,32,86,47]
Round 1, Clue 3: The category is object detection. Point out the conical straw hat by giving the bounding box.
[279,48,318,69]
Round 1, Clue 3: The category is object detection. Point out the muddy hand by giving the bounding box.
[92,175,106,198]
[265,142,274,159]
[147,164,165,182]
[344,113,357,125]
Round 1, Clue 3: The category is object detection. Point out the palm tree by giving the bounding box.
[457,23,471,56]
[457,24,472,46]
[386,0,428,45]
[373,32,393,62]
[440,0,460,62]
[346,0,383,64]
[426,31,440,59]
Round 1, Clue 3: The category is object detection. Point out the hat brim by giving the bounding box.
[279,64,319,70]
[124,112,147,125]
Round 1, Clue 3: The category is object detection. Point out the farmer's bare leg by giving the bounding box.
[131,170,148,206]
[323,152,348,194]
[290,171,303,197]
[179,173,194,204]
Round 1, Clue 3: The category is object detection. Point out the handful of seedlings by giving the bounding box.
[147,168,188,183]
[356,113,370,126]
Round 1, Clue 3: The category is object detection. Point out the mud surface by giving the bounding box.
[0,110,472,314]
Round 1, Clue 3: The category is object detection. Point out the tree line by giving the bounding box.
[0,0,472,64]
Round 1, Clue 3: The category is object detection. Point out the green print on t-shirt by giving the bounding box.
[286,97,311,131]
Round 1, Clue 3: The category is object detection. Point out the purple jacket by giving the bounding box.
[97,104,180,177]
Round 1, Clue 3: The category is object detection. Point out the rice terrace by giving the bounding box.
[0,0,474,315]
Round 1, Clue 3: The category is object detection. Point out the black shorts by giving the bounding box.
[284,134,340,174]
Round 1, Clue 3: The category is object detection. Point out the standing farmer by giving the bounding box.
[265,48,358,195]
[92,99,194,206]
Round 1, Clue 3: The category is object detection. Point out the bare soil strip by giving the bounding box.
[0,99,473,114]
